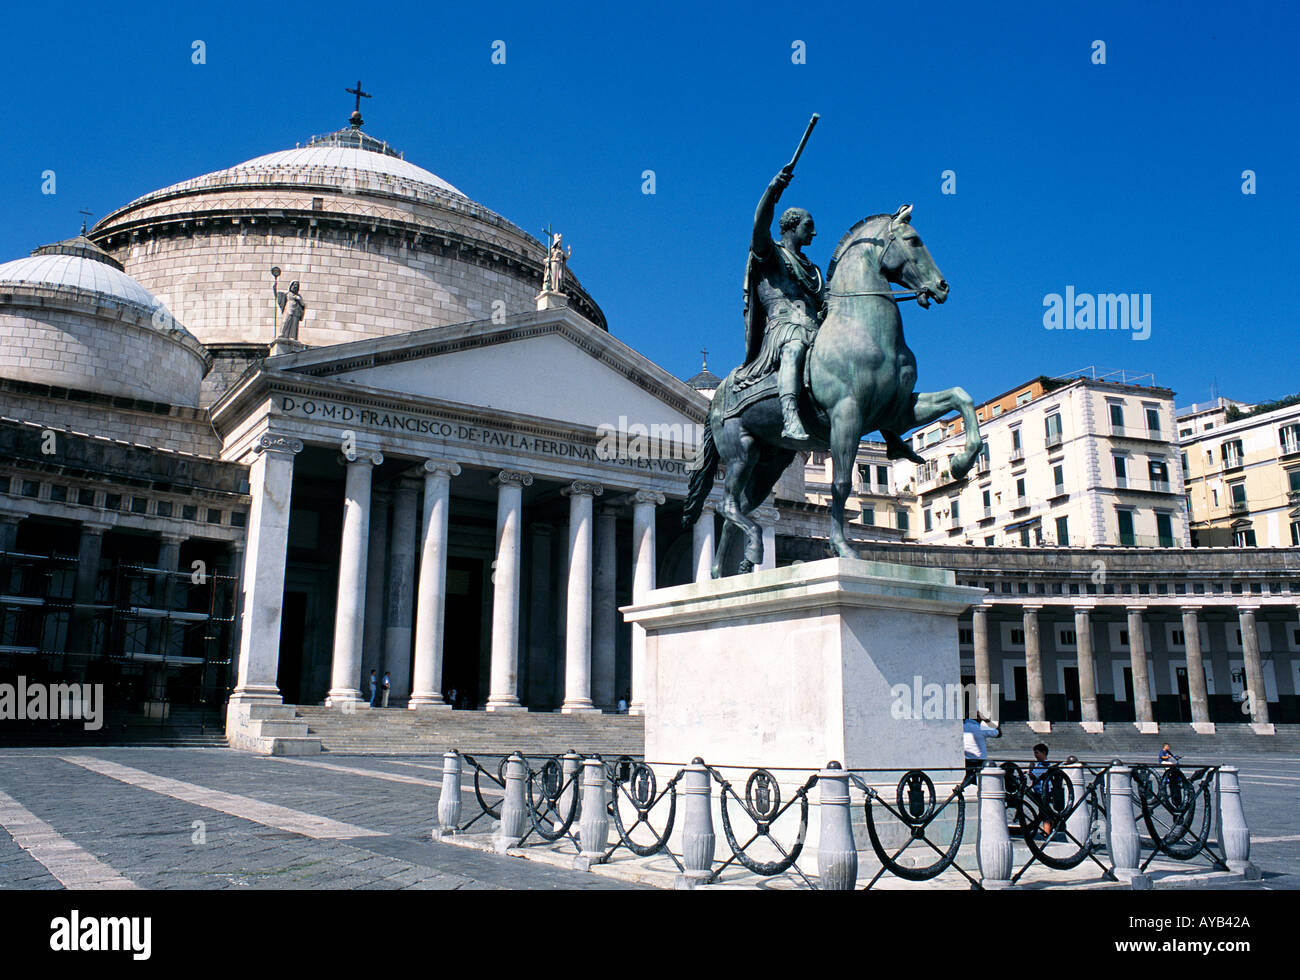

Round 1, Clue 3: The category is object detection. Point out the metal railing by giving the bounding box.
[434,753,1253,890]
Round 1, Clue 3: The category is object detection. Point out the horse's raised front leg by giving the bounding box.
[828,399,863,560]
[911,387,984,478]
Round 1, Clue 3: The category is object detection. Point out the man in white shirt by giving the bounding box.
[963,712,1001,774]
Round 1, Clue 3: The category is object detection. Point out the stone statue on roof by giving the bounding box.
[275,280,306,341]
[543,233,570,293]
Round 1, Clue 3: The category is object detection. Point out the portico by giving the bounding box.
[215,306,713,736]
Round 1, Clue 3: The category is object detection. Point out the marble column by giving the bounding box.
[487,470,532,711]
[562,481,603,713]
[151,533,185,661]
[1074,607,1102,731]
[692,501,715,583]
[326,451,382,706]
[68,520,111,656]
[1181,607,1214,732]
[382,478,420,704]
[1127,606,1156,731]
[230,434,302,705]
[754,506,779,571]
[629,490,664,716]
[972,604,992,719]
[1238,606,1271,729]
[361,490,390,689]
[410,460,460,709]
[1023,605,1048,731]
[591,503,619,709]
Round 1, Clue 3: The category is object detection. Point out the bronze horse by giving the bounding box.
[683,205,985,576]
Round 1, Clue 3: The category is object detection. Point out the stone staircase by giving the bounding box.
[990,722,1300,763]
[295,706,645,758]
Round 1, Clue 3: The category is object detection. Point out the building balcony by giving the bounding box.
[1046,433,1063,449]
[1009,450,1025,465]
[1230,500,1249,514]
[1109,424,1165,442]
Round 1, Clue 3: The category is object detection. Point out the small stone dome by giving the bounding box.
[0,234,208,407]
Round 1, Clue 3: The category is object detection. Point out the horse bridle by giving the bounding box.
[825,225,929,303]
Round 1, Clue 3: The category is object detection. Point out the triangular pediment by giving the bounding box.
[272,308,704,432]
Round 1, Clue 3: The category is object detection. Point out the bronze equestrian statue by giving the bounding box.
[684,116,985,576]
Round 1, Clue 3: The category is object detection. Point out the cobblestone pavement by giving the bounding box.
[0,748,644,890]
[0,747,1295,890]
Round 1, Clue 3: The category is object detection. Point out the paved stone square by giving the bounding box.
[0,746,1296,890]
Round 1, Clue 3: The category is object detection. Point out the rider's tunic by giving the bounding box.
[735,241,824,387]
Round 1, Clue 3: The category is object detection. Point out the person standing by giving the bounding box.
[381,671,391,708]
[367,670,378,708]
[963,711,1001,774]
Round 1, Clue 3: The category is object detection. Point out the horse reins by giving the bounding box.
[825,229,929,303]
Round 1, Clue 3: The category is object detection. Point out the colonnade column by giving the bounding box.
[1074,606,1102,732]
[1023,605,1048,731]
[383,478,420,704]
[561,481,603,713]
[0,509,21,553]
[1238,606,1272,730]
[1127,606,1156,731]
[971,604,992,719]
[1181,607,1214,732]
[230,434,302,706]
[692,501,715,583]
[629,490,664,716]
[409,460,461,709]
[148,532,186,699]
[591,503,619,709]
[67,520,111,656]
[326,450,383,706]
[487,470,532,712]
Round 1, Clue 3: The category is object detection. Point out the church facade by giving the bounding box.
[0,112,727,749]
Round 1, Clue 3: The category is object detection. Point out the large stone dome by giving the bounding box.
[0,236,208,407]
[88,121,606,353]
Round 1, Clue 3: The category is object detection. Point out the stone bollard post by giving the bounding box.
[434,750,461,839]
[1064,761,1091,847]
[817,761,858,890]
[1106,766,1147,887]
[676,758,716,889]
[977,765,1015,889]
[575,755,609,871]
[1216,767,1258,877]
[495,752,527,854]
[556,751,582,834]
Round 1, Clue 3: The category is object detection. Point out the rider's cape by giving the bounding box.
[741,247,765,370]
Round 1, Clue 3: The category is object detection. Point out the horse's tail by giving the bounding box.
[682,416,718,528]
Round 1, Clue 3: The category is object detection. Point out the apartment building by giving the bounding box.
[893,373,1192,549]
[1180,397,1300,547]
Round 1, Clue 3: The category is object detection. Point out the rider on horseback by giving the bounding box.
[733,167,824,441]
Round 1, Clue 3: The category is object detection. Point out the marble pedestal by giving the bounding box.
[621,557,986,772]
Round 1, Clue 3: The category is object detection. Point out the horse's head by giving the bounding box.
[880,205,948,308]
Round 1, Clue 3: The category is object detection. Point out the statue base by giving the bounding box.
[535,290,568,311]
[269,338,308,357]
[621,557,986,772]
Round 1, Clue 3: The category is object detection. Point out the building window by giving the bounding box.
[1056,515,1069,546]
[1010,428,1022,457]
[1019,528,1031,547]
[131,497,148,514]
[1045,412,1063,447]
[231,510,248,528]
[1234,526,1257,547]
[875,465,889,490]
[1171,628,1185,646]
[1291,521,1300,547]
[1117,508,1135,545]
[181,504,198,521]
[1109,402,1125,431]
[1156,512,1174,547]
[1015,477,1027,505]
[991,405,1003,417]
[1181,451,1188,474]
[1280,424,1300,456]
[1223,439,1243,469]
[924,509,932,532]
[50,485,68,502]
[21,480,39,498]
[1148,458,1169,491]
[156,501,173,517]
[1113,455,1127,487]
[959,628,973,645]
[1052,464,1065,496]
[1016,390,1033,406]
[78,489,96,507]
[1145,406,1161,435]
[1010,628,1025,644]
[984,535,995,546]
[862,506,875,525]
[104,493,122,511]
[1229,481,1247,511]
[1288,468,1300,494]
[1060,629,1077,646]
[206,509,223,525]
[950,498,960,523]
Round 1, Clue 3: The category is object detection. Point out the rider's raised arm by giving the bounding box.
[751,170,791,258]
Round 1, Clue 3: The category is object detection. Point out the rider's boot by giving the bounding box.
[780,394,810,441]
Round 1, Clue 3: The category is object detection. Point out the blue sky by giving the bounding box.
[2,0,1295,409]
